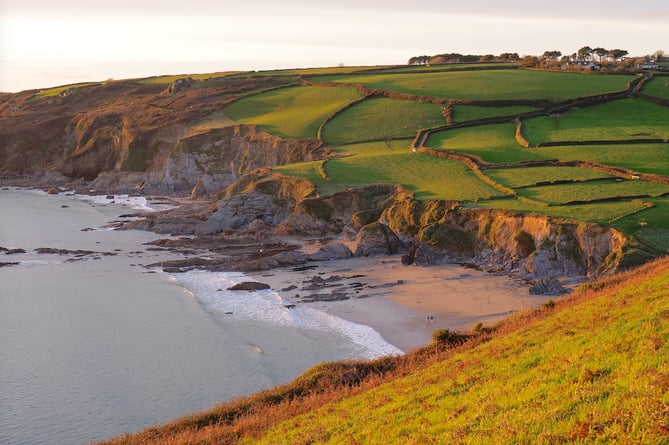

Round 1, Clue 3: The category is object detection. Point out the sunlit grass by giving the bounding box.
[321,97,444,144]
[486,166,613,188]
[257,261,669,444]
[426,123,538,163]
[33,82,100,99]
[517,180,669,205]
[452,104,537,122]
[325,141,503,201]
[523,98,669,143]
[537,144,669,176]
[310,70,634,100]
[223,85,363,138]
[641,76,669,98]
[468,198,650,225]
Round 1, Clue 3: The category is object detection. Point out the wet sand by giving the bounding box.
[249,256,555,352]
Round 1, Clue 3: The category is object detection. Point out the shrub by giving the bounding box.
[432,328,467,346]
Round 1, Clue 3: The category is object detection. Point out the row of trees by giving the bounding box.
[407,52,520,66]
[408,48,665,70]
[542,46,630,62]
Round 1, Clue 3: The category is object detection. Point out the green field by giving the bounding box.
[213,65,668,249]
[223,85,363,138]
[469,198,650,224]
[309,70,634,100]
[321,97,444,143]
[485,166,614,188]
[522,98,669,143]
[367,62,520,73]
[517,180,669,205]
[641,76,669,98]
[537,144,669,176]
[325,141,503,200]
[452,104,537,122]
[426,123,537,163]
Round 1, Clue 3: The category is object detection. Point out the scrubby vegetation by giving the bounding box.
[99,258,669,444]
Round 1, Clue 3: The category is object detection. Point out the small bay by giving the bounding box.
[0,189,363,444]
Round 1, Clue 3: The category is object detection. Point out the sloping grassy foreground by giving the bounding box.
[100,258,669,445]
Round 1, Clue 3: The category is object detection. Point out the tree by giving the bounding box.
[608,49,629,61]
[577,46,593,61]
[593,47,608,62]
[522,56,540,68]
[543,50,562,60]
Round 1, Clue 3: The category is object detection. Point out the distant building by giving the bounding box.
[562,61,600,71]
[636,62,659,70]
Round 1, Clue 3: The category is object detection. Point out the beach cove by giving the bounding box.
[1,188,543,444]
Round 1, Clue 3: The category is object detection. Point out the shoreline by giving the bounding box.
[249,256,555,352]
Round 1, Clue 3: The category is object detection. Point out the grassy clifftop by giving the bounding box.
[101,257,669,444]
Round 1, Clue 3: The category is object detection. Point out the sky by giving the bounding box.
[1,0,667,92]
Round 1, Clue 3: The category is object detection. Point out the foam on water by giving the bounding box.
[171,270,403,359]
[75,193,156,211]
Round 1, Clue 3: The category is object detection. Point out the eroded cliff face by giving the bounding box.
[0,77,309,193]
[160,126,326,195]
[379,199,626,278]
[205,169,627,278]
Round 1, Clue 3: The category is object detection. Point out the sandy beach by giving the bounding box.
[249,256,556,352]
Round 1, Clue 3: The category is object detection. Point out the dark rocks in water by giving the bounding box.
[0,262,19,268]
[4,248,26,255]
[228,281,271,291]
[530,277,568,296]
[36,247,97,255]
[106,195,115,199]
[299,292,350,303]
[163,267,186,273]
[282,285,298,291]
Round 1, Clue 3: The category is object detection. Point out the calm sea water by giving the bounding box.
[0,189,397,445]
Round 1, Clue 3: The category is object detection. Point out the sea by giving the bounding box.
[0,188,401,445]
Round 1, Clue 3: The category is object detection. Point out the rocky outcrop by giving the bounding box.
[379,198,626,278]
[161,126,326,195]
[306,242,353,261]
[201,169,626,278]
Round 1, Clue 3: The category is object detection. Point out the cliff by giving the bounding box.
[200,169,626,278]
[0,77,321,194]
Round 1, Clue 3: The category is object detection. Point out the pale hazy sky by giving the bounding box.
[1,0,667,92]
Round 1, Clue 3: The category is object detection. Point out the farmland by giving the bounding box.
[217,65,668,255]
[308,69,635,100]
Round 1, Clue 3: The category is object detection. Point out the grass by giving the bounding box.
[309,70,635,100]
[325,141,504,201]
[426,123,538,163]
[516,180,669,205]
[485,166,614,188]
[32,82,101,99]
[537,144,669,176]
[253,258,669,444]
[611,197,669,253]
[452,105,537,122]
[427,124,669,175]
[223,85,363,138]
[641,76,669,98]
[522,98,669,143]
[468,198,651,225]
[272,161,345,196]
[321,97,445,144]
[133,72,239,85]
[368,63,521,73]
